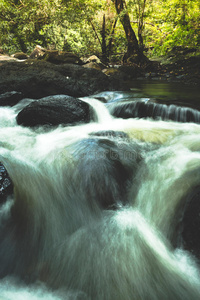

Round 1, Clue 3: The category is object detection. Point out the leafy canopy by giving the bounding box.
[0,0,199,58]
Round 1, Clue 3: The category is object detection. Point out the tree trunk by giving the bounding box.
[101,14,108,63]
[113,0,148,64]
[107,17,118,60]
[137,0,146,50]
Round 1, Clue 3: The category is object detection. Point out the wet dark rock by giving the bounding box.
[16,95,94,127]
[92,97,107,103]
[0,162,13,204]
[0,91,24,107]
[118,65,143,79]
[181,186,200,260]
[0,60,119,99]
[110,65,143,81]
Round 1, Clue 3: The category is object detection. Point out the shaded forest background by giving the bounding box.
[0,0,199,63]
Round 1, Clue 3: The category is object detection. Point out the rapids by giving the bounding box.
[1,89,200,299]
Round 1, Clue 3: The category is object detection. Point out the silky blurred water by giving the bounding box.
[0,85,200,300]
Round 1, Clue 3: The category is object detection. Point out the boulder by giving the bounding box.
[83,62,102,71]
[101,65,143,82]
[16,95,94,127]
[83,55,107,70]
[102,68,121,76]
[85,55,101,63]
[12,52,29,60]
[0,54,17,62]
[29,46,82,65]
[0,60,120,98]
[117,65,143,80]
[0,91,24,106]
[41,50,83,65]
[29,45,46,59]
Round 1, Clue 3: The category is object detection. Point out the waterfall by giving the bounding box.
[1,92,200,300]
[80,97,113,123]
[108,99,200,123]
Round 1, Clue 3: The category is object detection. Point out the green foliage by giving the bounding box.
[0,0,199,59]
[0,0,65,53]
[143,0,200,56]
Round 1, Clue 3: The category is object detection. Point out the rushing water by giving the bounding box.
[1,86,200,299]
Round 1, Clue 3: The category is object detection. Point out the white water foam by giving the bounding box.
[0,95,200,299]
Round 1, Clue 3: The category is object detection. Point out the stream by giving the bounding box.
[0,81,200,299]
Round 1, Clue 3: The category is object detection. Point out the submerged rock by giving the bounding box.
[0,162,13,204]
[16,95,94,127]
[71,137,142,210]
[90,130,129,139]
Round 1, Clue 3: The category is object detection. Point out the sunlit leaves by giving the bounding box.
[134,0,200,55]
[0,0,199,57]
[0,0,65,53]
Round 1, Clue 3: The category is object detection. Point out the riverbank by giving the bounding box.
[150,49,200,85]
[0,50,199,101]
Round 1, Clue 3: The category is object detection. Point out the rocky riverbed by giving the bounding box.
[1,48,199,101]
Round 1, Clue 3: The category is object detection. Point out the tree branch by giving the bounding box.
[131,21,163,32]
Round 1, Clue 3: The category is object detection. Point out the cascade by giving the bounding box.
[0,91,200,300]
[108,99,200,123]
